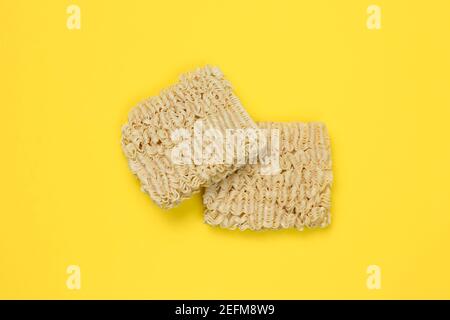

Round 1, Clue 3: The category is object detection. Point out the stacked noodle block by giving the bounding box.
[121,66,258,209]
[203,122,333,231]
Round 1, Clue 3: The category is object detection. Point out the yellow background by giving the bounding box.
[1,0,449,299]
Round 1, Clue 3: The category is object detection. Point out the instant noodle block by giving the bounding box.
[121,66,258,209]
[203,122,333,231]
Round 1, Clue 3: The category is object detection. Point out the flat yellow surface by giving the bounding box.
[1,0,449,299]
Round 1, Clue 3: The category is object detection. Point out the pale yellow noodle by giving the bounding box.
[121,66,258,209]
[203,122,333,231]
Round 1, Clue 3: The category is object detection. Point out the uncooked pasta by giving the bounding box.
[121,66,258,209]
[203,122,333,231]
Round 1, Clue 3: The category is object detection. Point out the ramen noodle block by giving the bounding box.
[203,122,333,231]
[121,66,258,209]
